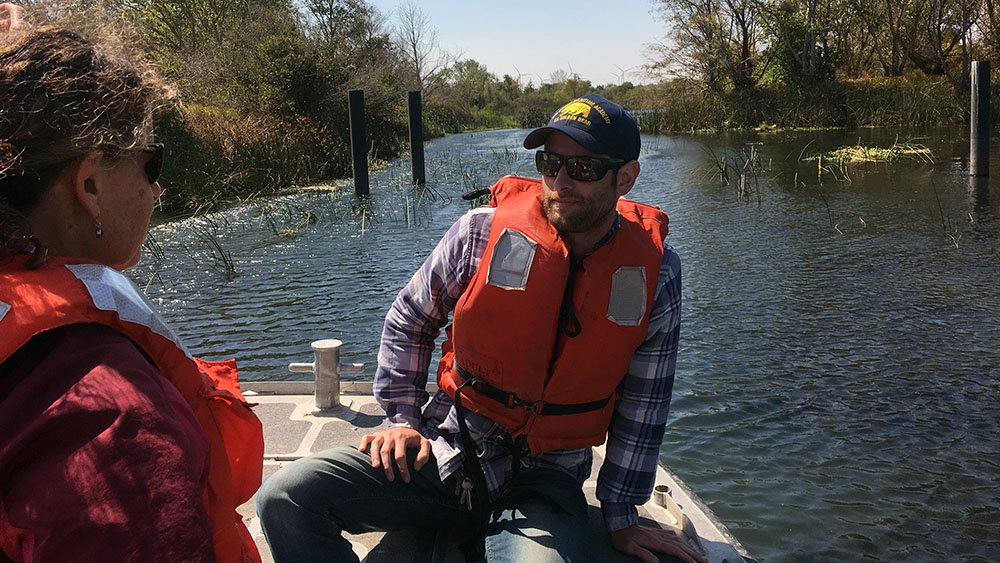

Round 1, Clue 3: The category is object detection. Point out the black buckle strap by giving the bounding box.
[453,379,490,521]
[454,362,612,416]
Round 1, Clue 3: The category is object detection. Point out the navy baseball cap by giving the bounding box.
[523,94,640,162]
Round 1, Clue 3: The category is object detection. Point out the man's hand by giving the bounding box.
[610,523,708,563]
[0,3,30,34]
[359,426,431,484]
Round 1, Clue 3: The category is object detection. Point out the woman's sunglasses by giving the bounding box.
[138,143,164,184]
[535,150,625,182]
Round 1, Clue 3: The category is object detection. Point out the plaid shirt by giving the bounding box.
[374,204,681,532]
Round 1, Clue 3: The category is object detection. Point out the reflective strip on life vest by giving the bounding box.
[64,263,191,357]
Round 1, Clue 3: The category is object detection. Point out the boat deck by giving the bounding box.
[238,381,752,563]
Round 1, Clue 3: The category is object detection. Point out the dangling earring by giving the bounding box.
[95,218,103,238]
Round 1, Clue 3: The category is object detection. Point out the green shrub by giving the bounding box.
[155,104,351,213]
[625,75,967,134]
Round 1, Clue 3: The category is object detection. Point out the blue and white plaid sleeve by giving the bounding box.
[597,243,682,532]
[374,208,493,428]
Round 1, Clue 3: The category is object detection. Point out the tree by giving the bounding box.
[392,1,453,94]
[850,0,929,75]
[132,0,292,56]
[921,0,976,88]
[444,59,495,109]
[303,0,387,48]
[980,0,1000,59]
[757,0,835,83]
[649,0,767,92]
[826,1,879,78]
[556,77,593,99]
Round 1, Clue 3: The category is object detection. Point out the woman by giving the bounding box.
[0,19,263,563]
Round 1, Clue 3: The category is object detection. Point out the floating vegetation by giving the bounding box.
[806,142,934,164]
[799,139,934,183]
[256,201,319,237]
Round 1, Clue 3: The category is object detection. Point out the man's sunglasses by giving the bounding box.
[138,143,164,184]
[535,150,625,182]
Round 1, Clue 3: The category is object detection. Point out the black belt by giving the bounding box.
[453,362,611,416]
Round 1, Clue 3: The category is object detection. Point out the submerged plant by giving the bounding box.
[931,181,962,248]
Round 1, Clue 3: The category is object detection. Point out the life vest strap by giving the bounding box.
[453,362,611,416]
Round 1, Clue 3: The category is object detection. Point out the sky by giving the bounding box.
[367,1,668,87]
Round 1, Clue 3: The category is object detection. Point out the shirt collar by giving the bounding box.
[575,212,621,261]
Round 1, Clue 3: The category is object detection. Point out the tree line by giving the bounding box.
[20,0,624,212]
[650,0,1000,90]
[631,0,993,134]
[17,0,989,212]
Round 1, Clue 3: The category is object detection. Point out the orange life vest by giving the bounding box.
[437,176,669,453]
[0,254,264,563]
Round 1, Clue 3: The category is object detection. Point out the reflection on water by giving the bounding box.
[136,128,1000,562]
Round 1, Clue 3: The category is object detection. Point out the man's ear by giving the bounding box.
[68,152,103,220]
[615,160,640,197]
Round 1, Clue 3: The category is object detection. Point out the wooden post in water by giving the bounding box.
[408,91,426,185]
[970,61,990,176]
[349,89,369,195]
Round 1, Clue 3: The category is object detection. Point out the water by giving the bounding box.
[135,128,1000,562]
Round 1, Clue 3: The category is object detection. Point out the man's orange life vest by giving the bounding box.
[0,255,264,563]
[437,176,669,453]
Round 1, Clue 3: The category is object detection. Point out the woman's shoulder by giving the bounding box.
[2,323,158,400]
[0,322,204,437]
[0,323,216,562]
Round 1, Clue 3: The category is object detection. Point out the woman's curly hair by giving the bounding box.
[0,26,170,251]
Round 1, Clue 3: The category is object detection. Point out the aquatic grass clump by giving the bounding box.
[809,142,934,164]
[802,141,934,183]
[183,215,238,278]
[256,201,318,238]
[423,144,532,200]
[702,144,769,201]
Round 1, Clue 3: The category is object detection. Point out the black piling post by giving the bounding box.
[349,89,369,195]
[970,61,990,177]
[969,176,990,213]
[408,91,426,185]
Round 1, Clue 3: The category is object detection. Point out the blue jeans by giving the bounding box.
[256,445,592,563]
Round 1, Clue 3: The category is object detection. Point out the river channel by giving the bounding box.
[136,128,999,562]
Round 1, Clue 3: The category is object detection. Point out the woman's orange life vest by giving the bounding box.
[437,176,669,453]
[0,254,264,563]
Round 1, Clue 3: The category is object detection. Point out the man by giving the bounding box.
[257,94,703,563]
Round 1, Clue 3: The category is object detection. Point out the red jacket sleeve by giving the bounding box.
[0,324,217,563]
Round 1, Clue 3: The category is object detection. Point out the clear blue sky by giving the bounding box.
[367,1,668,86]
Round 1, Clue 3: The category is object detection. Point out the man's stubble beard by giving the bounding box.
[542,181,618,235]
